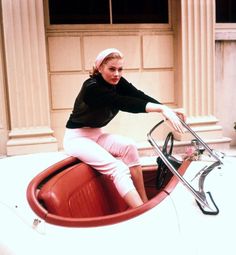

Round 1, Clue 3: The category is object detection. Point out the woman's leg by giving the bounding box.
[97,133,148,203]
[123,189,143,208]
[129,165,148,202]
[63,129,143,208]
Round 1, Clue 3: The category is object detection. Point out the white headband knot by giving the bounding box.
[95,48,123,69]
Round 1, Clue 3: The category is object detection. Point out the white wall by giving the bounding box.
[215,41,236,145]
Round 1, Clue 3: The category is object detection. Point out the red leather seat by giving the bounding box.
[38,162,128,218]
[27,156,190,227]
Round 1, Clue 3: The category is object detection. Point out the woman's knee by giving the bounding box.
[121,139,140,166]
[124,140,138,154]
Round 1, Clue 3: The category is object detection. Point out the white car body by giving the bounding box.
[0,151,235,255]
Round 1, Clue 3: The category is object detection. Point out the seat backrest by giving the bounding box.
[38,162,128,218]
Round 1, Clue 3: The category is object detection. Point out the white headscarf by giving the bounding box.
[95,48,123,69]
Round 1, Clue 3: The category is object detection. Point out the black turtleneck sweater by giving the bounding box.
[66,74,161,128]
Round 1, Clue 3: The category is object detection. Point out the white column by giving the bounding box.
[181,0,216,121]
[0,23,8,156]
[2,0,58,155]
[177,0,229,145]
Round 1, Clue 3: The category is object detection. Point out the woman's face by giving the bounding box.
[98,58,124,85]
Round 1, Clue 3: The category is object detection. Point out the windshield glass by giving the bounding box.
[147,119,223,215]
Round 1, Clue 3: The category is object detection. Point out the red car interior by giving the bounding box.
[27,156,190,227]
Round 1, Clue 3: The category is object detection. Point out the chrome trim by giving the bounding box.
[147,119,223,213]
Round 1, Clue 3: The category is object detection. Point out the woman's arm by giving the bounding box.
[119,77,161,104]
[145,102,185,133]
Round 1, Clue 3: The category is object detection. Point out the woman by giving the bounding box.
[63,48,185,208]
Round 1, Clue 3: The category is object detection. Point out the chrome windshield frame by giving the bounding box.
[147,119,223,214]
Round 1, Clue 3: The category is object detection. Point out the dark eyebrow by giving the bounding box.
[108,65,123,69]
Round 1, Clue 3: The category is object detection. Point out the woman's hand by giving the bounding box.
[160,105,185,133]
[146,103,186,133]
[173,109,186,122]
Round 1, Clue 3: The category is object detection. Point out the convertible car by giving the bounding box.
[0,120,235,255]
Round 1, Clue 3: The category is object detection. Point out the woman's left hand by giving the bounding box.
[145,103,186,133]
[174,109,186,122]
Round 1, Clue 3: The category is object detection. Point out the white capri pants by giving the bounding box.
[63,128,141,197]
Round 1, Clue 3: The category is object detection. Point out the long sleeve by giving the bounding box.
[84,76,161,113]
[66,75,162,128]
